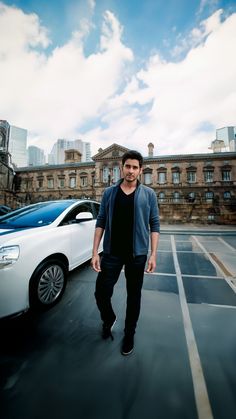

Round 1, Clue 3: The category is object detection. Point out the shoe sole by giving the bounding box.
[121,347,134,356]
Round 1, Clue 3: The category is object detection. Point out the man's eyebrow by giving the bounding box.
[124,163,139,168]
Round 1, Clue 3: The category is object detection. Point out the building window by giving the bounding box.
[69,177,76,188]
[173,191,180,203]
[187,192,195,202]
[187,171,196,183]
[47,178,54,189]
[222,170,231,181]
[103,166,109,183]
[144,172,152,185]
[38,180,43,188]
[204,171,213,183]
[113,166,120,183]
[223,191,231,200]
[81,176,88,187]
[158,172,166,184]
[205,191,214,202]
[172,172,180,184]
[58,178,65,188]
[159,192,165,203]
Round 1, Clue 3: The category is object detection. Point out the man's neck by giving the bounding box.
[121,179,138,190]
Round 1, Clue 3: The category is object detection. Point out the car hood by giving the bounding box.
[0,225,53,245]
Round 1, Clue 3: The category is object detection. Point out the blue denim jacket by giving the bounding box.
[96,179,160,256]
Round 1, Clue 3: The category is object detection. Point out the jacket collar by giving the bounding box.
[115,178,141,188]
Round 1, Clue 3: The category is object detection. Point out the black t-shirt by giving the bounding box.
[110,186,135,256]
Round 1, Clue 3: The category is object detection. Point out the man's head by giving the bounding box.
[122,150,143,168]
[121,150,143,184]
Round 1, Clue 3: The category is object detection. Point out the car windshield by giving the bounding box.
[0,201,75,228]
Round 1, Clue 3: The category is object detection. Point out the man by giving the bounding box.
[91,150,160,356]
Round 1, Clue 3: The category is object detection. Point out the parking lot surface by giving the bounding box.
[0,226,236,419]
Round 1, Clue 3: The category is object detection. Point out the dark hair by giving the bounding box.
[122,150,143,168]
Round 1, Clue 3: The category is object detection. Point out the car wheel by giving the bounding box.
[29,259,68,310]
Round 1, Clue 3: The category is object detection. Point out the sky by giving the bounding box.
[0,0,236,158]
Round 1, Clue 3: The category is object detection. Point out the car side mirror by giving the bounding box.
[75,212,93,222]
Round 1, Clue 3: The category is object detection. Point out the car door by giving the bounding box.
[60,201,96,269]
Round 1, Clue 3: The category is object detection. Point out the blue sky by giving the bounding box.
[1,0,236,158]
[4,0,235,59]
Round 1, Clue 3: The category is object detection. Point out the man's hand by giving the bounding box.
[91,254,101,272]
[146,254,156,273]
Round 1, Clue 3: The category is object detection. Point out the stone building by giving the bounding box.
[0,160,15,207]
[7,143,236,224]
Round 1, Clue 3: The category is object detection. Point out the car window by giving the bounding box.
[0,201,74,228]
[60,202,94,225]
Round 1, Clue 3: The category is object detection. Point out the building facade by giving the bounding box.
[10,143,236,224]
[0,120,11,165]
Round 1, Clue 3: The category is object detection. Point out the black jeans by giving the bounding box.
[95,253,147,336]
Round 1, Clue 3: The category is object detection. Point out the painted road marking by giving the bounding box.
[148,272,224,280]
[192,236,236,294]
[201,303,236,309]
[217,237,236,252]
[171,235,214,419]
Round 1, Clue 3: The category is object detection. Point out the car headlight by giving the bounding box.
[0,245,20,268]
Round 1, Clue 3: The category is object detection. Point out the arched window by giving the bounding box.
[158,172,166,184]
[173,191,180,203]
[103,166,109,183]
[223,191,231,200]
[113,166,120,183]
[69,177,76,188]
[159,192,165,203]
[144,172,152,185]
[205,191,214,202]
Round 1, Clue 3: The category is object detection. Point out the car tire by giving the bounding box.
[29,259,68,310]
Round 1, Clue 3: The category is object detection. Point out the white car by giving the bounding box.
[0,199,101,319]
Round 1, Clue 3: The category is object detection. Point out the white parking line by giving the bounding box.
[145,272,224,280]
[144,272,176,277]
[149,249,203,253]
[217,237,236,252]
[201,303,236,309]
[182,274,224,280]
[171,235,214,419]
[192,236,236,294]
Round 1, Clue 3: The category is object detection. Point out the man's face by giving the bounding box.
[122,158,142,183]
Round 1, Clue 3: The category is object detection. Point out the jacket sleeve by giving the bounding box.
[149,191,160,233]
[95,189,108,229]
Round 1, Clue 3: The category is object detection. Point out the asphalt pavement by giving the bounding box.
[0,226,236,419]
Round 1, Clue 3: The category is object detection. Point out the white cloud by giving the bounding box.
[0,3,133,154]
[171,9,223,57]
[89,9,236,157]
[0,2,50,54]
[0,3,235,159]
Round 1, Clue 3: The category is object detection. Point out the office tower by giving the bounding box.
[28,146,46,166]
[216,127,236,152]
[48,138,91,164]
[8,125,27,167]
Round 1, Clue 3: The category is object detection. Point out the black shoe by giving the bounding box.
[121,334,134,356]
[102,317,117,340]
